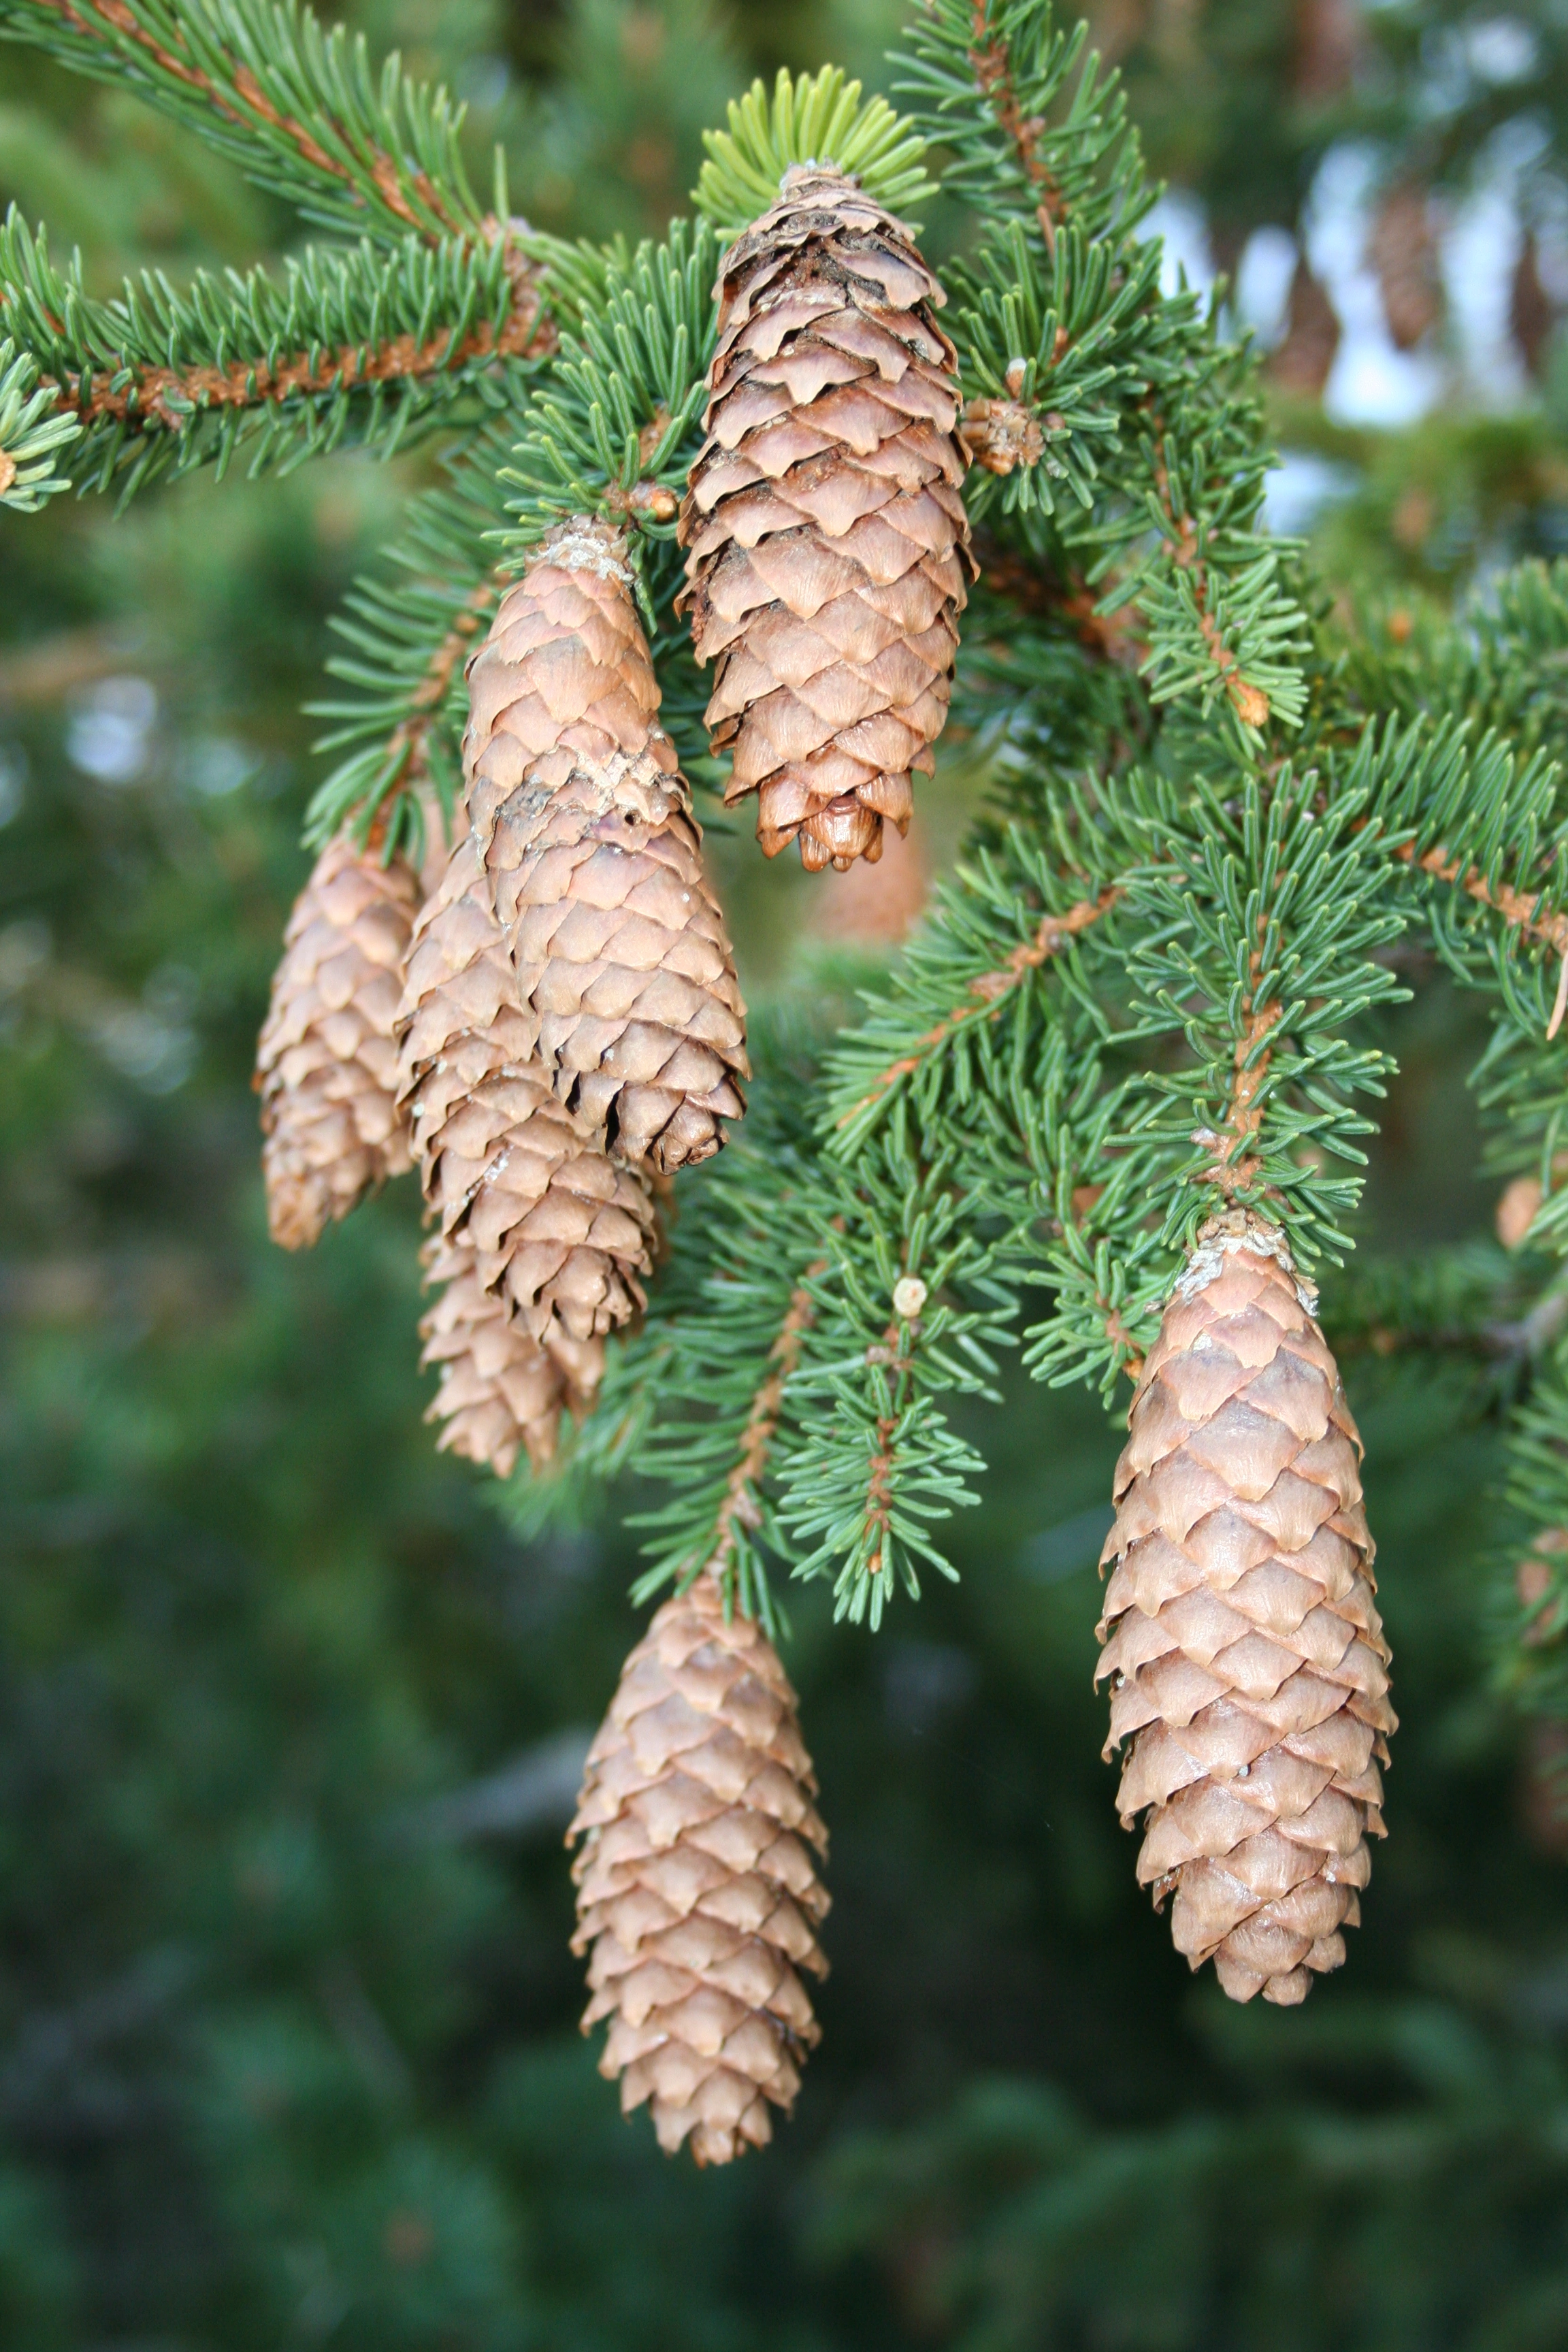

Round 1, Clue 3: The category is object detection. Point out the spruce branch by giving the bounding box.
[497,218,718,568]
[1361,715,1568,1024]
[893,5,1308,740]
[827,836,1120,1150]
[954,220,1149,521]
[0,0,485,243]
[895,0,1149,251]
[605,1063,837,1631]
[776,1121,1020,1627]
[1396,840,1568,977]
[0,208,554,503]
[1117,405,1309,733]
[305,423,517,853]
[693,1270,823,1595]
[628,1232,827,1633]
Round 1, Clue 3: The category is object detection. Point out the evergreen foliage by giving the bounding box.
[4,0,1568,2334]
[0,0,489,240]
[0,205,552,504]
[9,0,1568,1796]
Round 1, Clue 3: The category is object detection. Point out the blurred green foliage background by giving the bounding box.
[5,1,1568,2343]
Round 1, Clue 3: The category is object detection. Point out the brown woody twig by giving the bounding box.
[705,1263,826,1583]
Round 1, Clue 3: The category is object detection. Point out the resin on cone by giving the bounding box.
[419,1232,603,1477]
[463,519,747,1173]
[1097,1211,1395,2006]
[679,166,971,873]
[255,827,421,1249]
[397,826,657,1347]
[568,1571,830,2164]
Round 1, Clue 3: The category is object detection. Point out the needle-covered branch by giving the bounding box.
[895,0,1149,250]
[775,1117,1022,1627]
[304,423,517,854]
[0,0,485,242]
[497,220,717,563]
[0,209,554,503]
[825,826,1122,1152]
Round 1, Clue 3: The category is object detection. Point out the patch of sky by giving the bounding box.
[65,676,158,785]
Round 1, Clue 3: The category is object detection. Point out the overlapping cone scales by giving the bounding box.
[397,832,656,1346]
[255,830,420,1249]
[1096,1226,1395,2006]
[680,166,971,872]
[419,1234,603,1477]
[463,524,747,1171]
[569,1573,829,2166]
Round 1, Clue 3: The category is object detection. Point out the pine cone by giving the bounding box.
[398,831,657,1344]
[1268,259,1341,398]
[1513,230,1555,380]
[464,520,748,1172]
[679,166,971,874]
[419,1232,602,1477]
[255,828,421,1250]
[1097,1212,1395,2006]
[1369,184,1441,353]
[568,1572,830,2165]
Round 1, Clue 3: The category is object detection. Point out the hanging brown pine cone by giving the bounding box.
[419,1232,603,1477]
[1097,1210,1395,2006]
[398,828,657,1345]
[568,1571,830,2165]
[679,166,972,874]
[255,826,422,1250]
[1369,184,1442,353]
[1268,259,1341,398]
[463,519,748,1173]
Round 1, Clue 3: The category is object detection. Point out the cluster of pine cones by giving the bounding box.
[250,171,1395,2163]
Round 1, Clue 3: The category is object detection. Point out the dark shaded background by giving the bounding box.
[5,3,1568,2343]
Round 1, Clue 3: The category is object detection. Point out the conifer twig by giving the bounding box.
[1149,421,1272,728]
[2,0,483,241]
[964,0,1067,251]
[46,293,553,433]
[1198,958,1285,1196]
[1396,839,1568,962]
[838,887,1120,1126]
[1,212,553,497]
[704,1266,824,1588]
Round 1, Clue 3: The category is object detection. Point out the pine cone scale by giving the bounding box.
[1100,1215,1395,2006]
